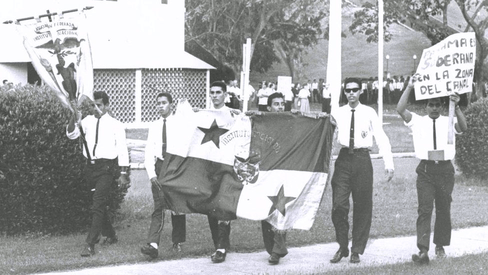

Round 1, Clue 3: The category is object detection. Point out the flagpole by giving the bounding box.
[327,0,342,112]
[378,0,384,125]
[242,38,251,112]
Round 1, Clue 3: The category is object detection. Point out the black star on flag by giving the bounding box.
[198,119,229,148]
[268,185,296,216]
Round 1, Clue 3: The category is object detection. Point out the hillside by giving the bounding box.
[250,4,432,85]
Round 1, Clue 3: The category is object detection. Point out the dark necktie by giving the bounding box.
[433,119,437,150]
[92,118,100,158]
[349,109,355,154]
[162,118,167,156]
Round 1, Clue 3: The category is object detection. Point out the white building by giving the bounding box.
[0,0,214,127]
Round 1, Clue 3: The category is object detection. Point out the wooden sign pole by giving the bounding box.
[448,99,455,145]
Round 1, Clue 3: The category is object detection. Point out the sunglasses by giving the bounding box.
[344,88,360,93]
[427,103,441,108]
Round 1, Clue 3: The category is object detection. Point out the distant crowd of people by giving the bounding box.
[223,76,420,117]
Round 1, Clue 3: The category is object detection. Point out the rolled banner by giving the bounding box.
[16,10,94,112]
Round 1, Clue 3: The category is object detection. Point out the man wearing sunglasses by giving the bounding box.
[397,75,467,265]
[329,78,394,264]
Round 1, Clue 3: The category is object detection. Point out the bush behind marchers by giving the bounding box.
[0,84,129,236]
[456,98,488,180]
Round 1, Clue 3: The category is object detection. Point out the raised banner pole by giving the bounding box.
[448,100,455,144]
[378,0,384,125]
[327,0,342,112]
[242,38,251,112]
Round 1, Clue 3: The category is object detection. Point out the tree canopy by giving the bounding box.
[185,0,328,81]
[349,0,488,98]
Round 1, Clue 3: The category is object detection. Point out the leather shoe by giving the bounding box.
[102,235,118,246]
[172,243,182,252]
[141,244,158,259]
[412,251,429,264]
[435,246,446,258]
[81,244,95,257]
[268,253,280,265]
[330,248,349,263]
[211,250,226,263]
[350,252,360,263]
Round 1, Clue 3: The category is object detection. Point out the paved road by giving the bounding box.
[38,226,488,275]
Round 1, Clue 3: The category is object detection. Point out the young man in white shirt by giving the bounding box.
[329,78,394,264]
[397,75,467,265]
[141,92,186,259]
[207,81,237,263]
[67,91,130,257]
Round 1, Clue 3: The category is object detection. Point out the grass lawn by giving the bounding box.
[2,157,488,274]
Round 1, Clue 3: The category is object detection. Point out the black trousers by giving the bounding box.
[331,149,373,254]
[322,98,331,114]
[415,160,454,251]
[262,220,288,257]
[208,216,231,250]
[84,159,118,245]
[285,100,292,111]
[147,159,186,245]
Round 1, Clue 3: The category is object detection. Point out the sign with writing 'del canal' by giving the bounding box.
[414,32,476,100]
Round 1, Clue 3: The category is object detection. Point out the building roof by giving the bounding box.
[0,0,214,70]
[93,49,216,70]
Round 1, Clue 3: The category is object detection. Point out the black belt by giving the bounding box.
[341,147,370,153]
[87,158,116,165]
[421,159,451,165]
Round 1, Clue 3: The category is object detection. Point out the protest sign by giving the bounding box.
[414,32,476,100]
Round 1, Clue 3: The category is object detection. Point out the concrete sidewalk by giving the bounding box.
[39,226,488,275]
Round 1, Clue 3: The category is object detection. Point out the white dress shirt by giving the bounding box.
[298,88,310,98]
[257,88,271,105]
[145,115,177,179]
[331,103,394,170]
[406,113,459,161]
[311,82,319,90]
[67,114,129,167]
[283,88,294,101]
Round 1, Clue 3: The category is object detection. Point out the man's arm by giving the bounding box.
[451,94,468,133]
[369,108,394,181]
[144,122,158,180]
[66,111,81,139]
[115,121,130,167]
[144,122,163,189]
[396,76,416,123]
[114,121,130,186]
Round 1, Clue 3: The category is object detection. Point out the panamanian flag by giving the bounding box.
[159,105,334,230]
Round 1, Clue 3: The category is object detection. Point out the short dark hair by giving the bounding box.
[267,92,285,107]
[210,81,227,92]
[426,97,446,106]
[344,77,361,88]
[157,92,173,103]
[93,91,109,105]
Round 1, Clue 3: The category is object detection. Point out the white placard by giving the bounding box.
[414,32,476,100]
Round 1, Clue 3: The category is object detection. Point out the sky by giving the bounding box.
[0,0,92,23]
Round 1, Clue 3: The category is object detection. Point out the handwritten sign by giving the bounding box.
[414,32,476,100]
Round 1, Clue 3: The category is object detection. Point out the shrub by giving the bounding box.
[456,98,488,180]
[0,84,129,235]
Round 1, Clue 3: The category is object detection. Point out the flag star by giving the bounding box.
[198,119,229,148]
[268,185,296,216]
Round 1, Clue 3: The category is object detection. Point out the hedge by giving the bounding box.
[456,98,488,180]
[0,84,129,235]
